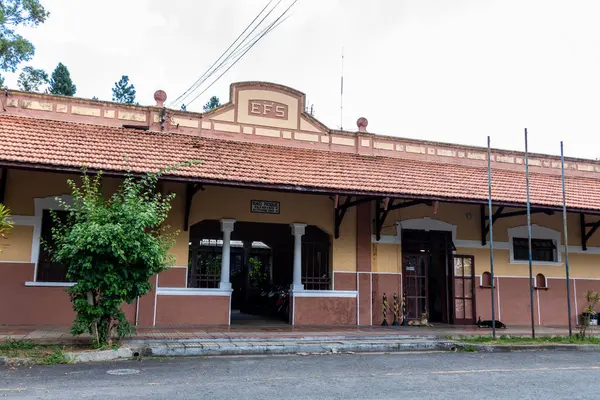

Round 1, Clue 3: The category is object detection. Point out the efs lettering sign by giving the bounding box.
[248,100,288,120]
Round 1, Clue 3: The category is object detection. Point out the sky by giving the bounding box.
[4,0,600,160]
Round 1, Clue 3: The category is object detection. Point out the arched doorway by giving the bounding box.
[188,220,330,325]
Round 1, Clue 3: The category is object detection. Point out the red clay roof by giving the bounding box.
[1,114,599,212]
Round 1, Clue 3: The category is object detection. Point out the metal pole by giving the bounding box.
[487,136,496,339]
[560,141,573,336]
[524,128,536,338]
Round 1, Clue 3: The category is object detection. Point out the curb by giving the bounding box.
[461,343,600,352]
[64,347,134,363]
[124,335,440,345]
[5,340,600,365]
[142,340,457,358]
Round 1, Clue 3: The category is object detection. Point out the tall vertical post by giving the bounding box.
[560,141,573,336]
[524,128,536,338]
[219,219,236,290]
[487,136,497,339]
[291,223,306,292]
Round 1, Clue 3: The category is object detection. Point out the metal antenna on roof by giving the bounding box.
[487,136,496,340]
[560,141,573,336]
[340,46,344,130]
[524,128,536,339]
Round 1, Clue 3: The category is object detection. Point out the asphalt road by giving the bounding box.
[1,351,599,399]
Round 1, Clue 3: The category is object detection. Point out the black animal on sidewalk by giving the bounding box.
[476,316,507,329]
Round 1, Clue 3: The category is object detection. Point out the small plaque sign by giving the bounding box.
[251,200,280,214]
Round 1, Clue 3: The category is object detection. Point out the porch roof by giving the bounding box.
[1,114,600,213]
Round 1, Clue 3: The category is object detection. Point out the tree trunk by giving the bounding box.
[86,291,99,343]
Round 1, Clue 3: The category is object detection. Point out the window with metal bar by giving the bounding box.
[187,240,224,288]
[301,241,330,290]
[512,238,556,262]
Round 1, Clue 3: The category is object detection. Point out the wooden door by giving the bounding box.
[403,253,428,320]
[452,255,476,324]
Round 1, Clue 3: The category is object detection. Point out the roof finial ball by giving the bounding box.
[357,117,368,133]
[154,90,167,107]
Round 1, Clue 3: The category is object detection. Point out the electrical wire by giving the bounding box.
[171,0,288,109]
[177,0,284,106]
[169,0,275,107]
[185,0,298,108]
[184,13,290,107]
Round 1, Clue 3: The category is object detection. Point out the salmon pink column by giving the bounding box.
[291,223,306,291]
[219,219,236,290]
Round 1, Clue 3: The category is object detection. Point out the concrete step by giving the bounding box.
[125,338,457,358]
[124,334,440,345]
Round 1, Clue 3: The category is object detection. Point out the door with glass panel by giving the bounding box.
[402,253,428,320]
[452,255,475,324]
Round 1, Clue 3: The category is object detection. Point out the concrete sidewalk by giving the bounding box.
[2,324,599,365]
[0,324,583,345]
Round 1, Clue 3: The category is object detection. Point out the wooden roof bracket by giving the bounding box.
[183,183,204,231]
[481,206,554,245]
[334,196,373,239]
[580,213,600,251]
[375,199,432,241]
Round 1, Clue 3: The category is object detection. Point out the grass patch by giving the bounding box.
[0,339,71,365]
[457,335,600,345]
[461,344,477,352]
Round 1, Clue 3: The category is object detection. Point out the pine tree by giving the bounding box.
[203,96,221,111]
[112,75,136,104]
[48,63,76,96]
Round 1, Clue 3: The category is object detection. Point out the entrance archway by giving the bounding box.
[188,220,330,325]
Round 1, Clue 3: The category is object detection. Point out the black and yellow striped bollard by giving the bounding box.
[392,293,399,326]
[381,293,389,326]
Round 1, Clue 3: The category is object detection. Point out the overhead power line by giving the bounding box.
[169,0,276,107]
[170,0,299,110]
[185,6,295,108]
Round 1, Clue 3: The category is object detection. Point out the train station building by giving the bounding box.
[1,81,599,328]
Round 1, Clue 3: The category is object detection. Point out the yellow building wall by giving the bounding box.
[5,169,599,280]
[188,186,333,233]
[1,170,189,266]
[382,202,597,246]
[162,181,189,266]
[188,186,357,273]
[372,243,401,273]
[373,201,600,280]
[332,206,356,272]
[0,225,33,262]
[461,247,600,279]
[1,170,361,274]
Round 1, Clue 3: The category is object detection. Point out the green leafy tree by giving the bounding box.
[0,0,49,85]
[203,96,221,111]
[49,169,180,346]
[48,62,76,96]
[112,75,136,104]
[17,65,48,92]
[0,204,13,254]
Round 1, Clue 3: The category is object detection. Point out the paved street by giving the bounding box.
[1,351,599,399]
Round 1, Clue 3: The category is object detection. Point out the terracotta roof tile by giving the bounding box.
[1,115,600,212]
